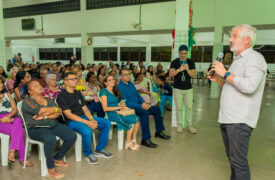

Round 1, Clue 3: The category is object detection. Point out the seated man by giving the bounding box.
[118,69,170,148]
[57,72,113,165]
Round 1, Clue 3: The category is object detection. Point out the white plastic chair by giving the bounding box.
[0,133,10,166]
[12,93,18,104]
[97,93,124,150]
[55,98,96,161]
[17,101,48,176]
[17,101,65,176]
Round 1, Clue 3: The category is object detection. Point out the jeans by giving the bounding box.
[220,123,253,180]
[160,95,172,116]
[87,100,105,118]
[28,123,77,169]
[67,115,110,157]
[134,106,165,140]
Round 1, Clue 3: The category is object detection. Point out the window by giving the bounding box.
[151,46,172,62]
[39,48,46,60]
[120,47,146,62]
[45,48,52,60]
[52,48,59,60]
[4,0,80,19]
[76,48,81,60]
[254,45,275,63]
[191,46,213,62]
[39,48,74,61]
[86,0,175,10]
[94,47,117,61]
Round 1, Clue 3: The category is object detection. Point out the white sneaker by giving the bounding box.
[188,126,197,134]
[177,127,183,133]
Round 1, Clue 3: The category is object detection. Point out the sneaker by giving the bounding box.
[85,154,99,165]
[177,126,183,133]
[95,150,114,159]
[188,126,197,134]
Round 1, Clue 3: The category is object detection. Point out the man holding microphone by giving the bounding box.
[169,45,197,134]
[208,24,267,180]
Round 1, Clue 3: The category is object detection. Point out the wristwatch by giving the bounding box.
[223,72,231,80]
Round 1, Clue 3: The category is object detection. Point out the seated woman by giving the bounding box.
[0,79,33,167]
[134,73,158,106]
[22,79,77,179]
[100,75,140,150]
[6,66,19,93]
[14,71,31,101]
[42,74,63,101]
[86,72,105,117]
[97,66,106,87]
[0,66,8,82]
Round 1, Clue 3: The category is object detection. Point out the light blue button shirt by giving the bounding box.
[219,47,267,128]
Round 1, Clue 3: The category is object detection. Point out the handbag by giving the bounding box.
[116,108,135,117]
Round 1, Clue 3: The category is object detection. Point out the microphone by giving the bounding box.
[210,52,224,76]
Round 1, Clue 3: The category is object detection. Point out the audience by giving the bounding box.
[22,79,76,179]
[86,72,105,117]
[57,72,113,165]
[100,75,140,150]
[157,76,173,117]
[135,73,157,106]
[97,66,106,87]
[1,55,187,177]
[0,79,33,167]
[118,69,170,149]
[6,67,18,93]
[0,66,8,82]
[42,74,63,100]
[14,71,31,101]
[39,69,48,88]
[49,63,61,81]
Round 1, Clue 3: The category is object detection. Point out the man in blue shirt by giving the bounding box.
[118,69,170,148]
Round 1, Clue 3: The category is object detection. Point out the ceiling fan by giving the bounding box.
[35,15,45,36]
[131,2,142,31]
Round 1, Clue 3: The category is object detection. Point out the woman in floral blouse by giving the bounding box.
[42,74,63,101]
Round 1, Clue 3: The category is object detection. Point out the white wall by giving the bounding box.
[4,0,275,39]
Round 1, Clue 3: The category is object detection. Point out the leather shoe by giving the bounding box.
[141,139,158,148]
[155,132,171,139]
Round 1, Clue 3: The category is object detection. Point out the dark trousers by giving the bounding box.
[87,100,106,118]
[134,106,165,140]
[28,123,77,169]
[220,123,253,180]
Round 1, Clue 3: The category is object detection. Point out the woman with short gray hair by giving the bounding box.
[42,74,63,100]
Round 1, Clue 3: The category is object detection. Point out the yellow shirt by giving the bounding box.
[75,79,86,91]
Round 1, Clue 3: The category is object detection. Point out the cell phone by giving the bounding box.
[120,99,126,104]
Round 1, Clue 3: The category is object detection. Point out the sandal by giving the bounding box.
[125,141,138,151]
[8,150,15,163]
[20,160,34,167]
[46,171,65,179]
[132,139,141,150]
[54,160,69,168]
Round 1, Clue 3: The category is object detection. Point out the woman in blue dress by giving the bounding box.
[99,75,140,151]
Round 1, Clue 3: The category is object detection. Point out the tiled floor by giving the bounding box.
[1,83,275,180]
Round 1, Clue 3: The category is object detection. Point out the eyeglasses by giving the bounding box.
[107,79,115,82]
[121,74,130,77]
[65,78,78,81]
